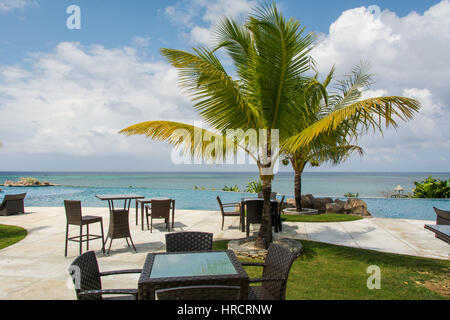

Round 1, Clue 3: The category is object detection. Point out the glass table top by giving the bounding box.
[150,252,238,279]
[425,224,450,235]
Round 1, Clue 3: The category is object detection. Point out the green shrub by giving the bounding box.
[413,176,450,198]
[245,180,263,193]
[344,192,359,198]
[222,185,240,192]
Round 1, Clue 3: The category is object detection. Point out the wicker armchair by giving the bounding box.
[0,193,26,216]
[69,251,141,300]
[217,196,241,230]
[433,207,450,225]
[245,199,264,237]
[275,195,285,232]
[241,243,296,300]
[156,285,240,300]
[258,192,277,200]
[165,231,213,252]
[433,207,450,242]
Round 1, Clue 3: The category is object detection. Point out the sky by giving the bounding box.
[0,0,449,173]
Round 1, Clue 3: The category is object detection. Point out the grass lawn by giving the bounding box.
[0,224,27,250]
[282,213,362,223]
[213,240,450,299]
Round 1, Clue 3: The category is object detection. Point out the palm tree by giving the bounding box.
[283,64,421,153]
[120,3,316,248]
[281,67,361,211]
[282,63,421,210]
[120,3,421,248]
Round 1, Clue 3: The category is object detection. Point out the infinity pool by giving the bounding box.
[1,186,449,221]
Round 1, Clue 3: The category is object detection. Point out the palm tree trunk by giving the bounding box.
[294,169,302,211]
[254,175,273,249]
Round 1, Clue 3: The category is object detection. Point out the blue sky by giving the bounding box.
[0,0,449,172]
[0,0,440,64]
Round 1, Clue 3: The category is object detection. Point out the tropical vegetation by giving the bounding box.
[120,3,420,248]
[245,180,263,193]
[222,185,241,192]
[344,192,359,198]
[413,176,450,198]
[280,62,420,212]
[2,177,53,187]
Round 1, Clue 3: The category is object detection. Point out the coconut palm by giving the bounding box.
[120,3,421,248]
[120,3,316,248]
[281,63,420,211]
[283,64,421,154]
[281,66,362,211]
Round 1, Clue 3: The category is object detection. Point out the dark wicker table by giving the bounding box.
[240,198,280,233]
[424,224,450,244]
[96,194,144,254]
[138,250,249,300]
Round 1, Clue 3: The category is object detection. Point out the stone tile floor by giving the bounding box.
[0,207,448,300]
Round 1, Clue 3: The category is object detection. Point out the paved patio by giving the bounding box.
[0,206,448,300]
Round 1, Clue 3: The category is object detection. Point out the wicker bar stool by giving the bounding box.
[165,231,213,252]
[64,200,105,257]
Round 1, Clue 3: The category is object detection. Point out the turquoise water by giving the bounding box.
[1,172,450,221]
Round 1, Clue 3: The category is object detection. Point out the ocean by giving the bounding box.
[1,171,450,221]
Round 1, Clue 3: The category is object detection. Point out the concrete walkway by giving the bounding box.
[0,207,448,300]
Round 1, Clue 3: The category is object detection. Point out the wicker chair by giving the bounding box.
[433,207,450,242]
[217,196,241,230]
[245,199,264,237]
[0,193,26,216]
[69,251,141,300]
[241,243,296,300]
[433,207,450,225]
[156,285,240,300]
[275,195,285,232]
[145,199,175,233]
[64,200,105,257]
[258,192,277,200]
[165,231,213,252]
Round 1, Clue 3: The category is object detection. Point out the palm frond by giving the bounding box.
[308,144,364,166]
[283,96,421,153]
[246,2,316,132]
[120,121,234,164]
[213,17,252,79]
[160,48,259,131]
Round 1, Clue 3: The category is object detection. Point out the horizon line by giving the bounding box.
[0,171,449,174]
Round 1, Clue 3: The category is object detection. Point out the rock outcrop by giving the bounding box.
[285,194,371,217]
[3,178,54,187]
[343,198,371,217]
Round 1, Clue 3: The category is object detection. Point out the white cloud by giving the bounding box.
[132,36,151,48]
[189,26,214,46]
[311,1,450,171]
[0,0,37,12]
[0,42,197,158]
[164,0,256,46]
